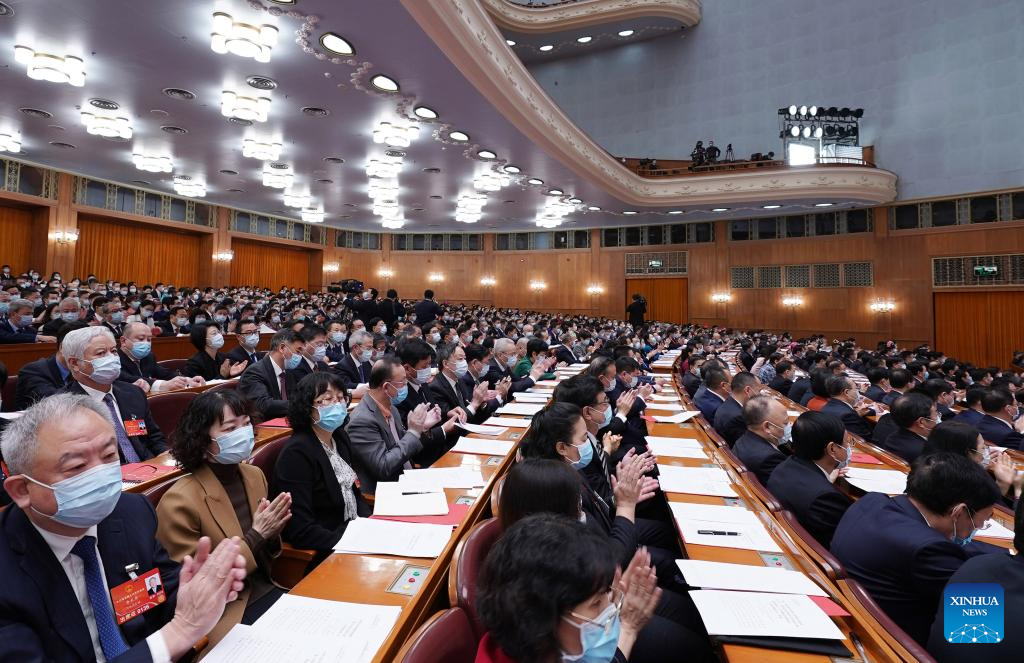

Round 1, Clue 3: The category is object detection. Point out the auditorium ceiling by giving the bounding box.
[0,0,896,232]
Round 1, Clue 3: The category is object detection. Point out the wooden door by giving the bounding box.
[933,291,1024,368]
[624,277,688,324]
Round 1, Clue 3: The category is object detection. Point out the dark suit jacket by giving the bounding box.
[377,298,405,327]
[101,321,124,339]
[288,357,332,386]
[154,320,189,337]
[554,345,580,366]
[864,384,887,403]
[413,299,443,325]
[712,396,746,447]
[0,494,179,662]
[787,377,812,406]
[62,380,167,462]
[831,493,999,645]
[767,456,851,548]
[226,345,264,367]
[927,552,1024,662]
[976,414,1024,450]
[681,371,701,398]
[733,430,787,484]
[273,429,371,553]
[117,349,177,386]
[952,408,984,426]
[182,350,230,381]
[881,428,927,463]
[343,297,378,325]
[397,381,453,466]
[881,389,904,407]
[427,373,496,425]
[695,390,726,424]
[13,356,68,410]
[581,477,638,572]
[238,356,296,419]
[739,351,756,371]
[482,358,534,395]
[768,376,794,398]
[0,319,38,343]
[333,353,371,391]
[821,398,873,439]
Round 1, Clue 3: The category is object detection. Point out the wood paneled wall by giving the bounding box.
[75,216,202,285]
[934,291,1024,368]
[626,277,688,324]
[230,239,312,291]
[0,206,36,274]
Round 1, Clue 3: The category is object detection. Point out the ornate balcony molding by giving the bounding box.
[480,0,701,33]
[403,0,898,208]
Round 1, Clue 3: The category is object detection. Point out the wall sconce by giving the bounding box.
[323,262,340,274]
[529,280,547,291]
[51,230,79,245]
[781,296,804,308]
[711,292,732,303]
[213,250,234,262]
[586,284,604,295]
[378,267,394,278]
[428,272,445,282]
[869,299,895,313]
[480,276,497,286]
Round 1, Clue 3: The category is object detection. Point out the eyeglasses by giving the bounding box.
[314,394,345,407]
[567,588,623,635]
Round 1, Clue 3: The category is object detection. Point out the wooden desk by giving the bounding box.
[146,378,239,397]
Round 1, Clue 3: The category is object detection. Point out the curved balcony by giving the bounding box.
[481,0,701,33]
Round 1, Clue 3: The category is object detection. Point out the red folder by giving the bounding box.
[370,503,471,527]
[121,462,176,483]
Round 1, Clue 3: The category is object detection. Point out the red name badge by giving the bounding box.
[110,568,165,625]
[123,419,147,437]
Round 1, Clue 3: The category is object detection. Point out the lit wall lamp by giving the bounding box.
[781,295,804,308]
[323,262,340,274]
[213,250,234,262]
[378,267,394,278]
[869,299,895,313]
[428,272,445,282]
[51,230,79,244]
[529,280,547,291]
[480,276,497,286]
[711,292,732,303]
[586,284,604,295]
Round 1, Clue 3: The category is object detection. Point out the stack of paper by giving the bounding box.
[657,465,736,497]
[977,519,1015,539]
[644,436,707,459]
[652,410,700,424]
[650,394,681,402]
[689,591,846,640]
[526,387,555,394]
[483,416,532,428]
[451,437,515,456]
[398,466,486,491]
[843,467,908,494]
[496,402,547,416]
[334,518,452,557]
[645,402,686,412]
[669,502,781,552]
[456,422,508,436]
[675,560,826,596]
[372,483,449,517]
[512,392,551,403]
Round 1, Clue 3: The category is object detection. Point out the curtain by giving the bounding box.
[75,217,202,284]
[230,239,311,290]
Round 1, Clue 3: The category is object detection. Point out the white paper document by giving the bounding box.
[645,437,707,459]
[657,465,737,497]
[645,402,686,412]
[675,560,826,596]
[978,519,1015,539]
[786,410,805,417]
[497,402,547,416]
[483,416,532,428]
[451,436,515,456]
[398,466,486,491]
[526,387,555,393]
[372,483,449,516]
[669,502,782,552]
[844,467,908,495]
[689,590,845,640]
[512,392,552,402]
[456,422,508,436]
[650,394,681,401]
[535,380,561,386]
[333,518,452,557]
[652,410,701,424]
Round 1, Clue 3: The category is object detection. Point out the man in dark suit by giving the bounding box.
[952,386,986,426]
[863,366,891,403]
[288,324,331,384]
[831,453,1002,645]
[378,289,405,329]
[59,327,166,463]
[0,298,56,344]
[413,289,443,326]
[238,329,304,419]
[117,321,191,394]
[396,339,464,465]
[881,368,912,407]
[768,411,853,547]
[680,357,705,398]
[428,344,500,425]
[695,368,731,424]
[768,360,796,398]
[733,395,790,484]
[226,317,265,366]
[0,392,247,661]
[882,393,937,463]
[333,328,373,396]
[553,331,582,366]
[975,388,1024,450]
[12,321,89,410]
[821,375,874,440]
[712,371,759,447]
[626,293,646,328]
[94,298,126,339]
[343,289,378,326]
[482,337,544,395]
[155,305,191,337]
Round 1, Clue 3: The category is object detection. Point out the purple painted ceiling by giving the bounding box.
[0,0,859,232]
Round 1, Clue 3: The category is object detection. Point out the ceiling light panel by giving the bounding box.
[473,171,510,192]
[261,164,293,188]
[301,206,324,223]
[0,132,22,153]
[319,32,354,56]
[448,130,469,142]
[14,46,84,86]
[174,177,206,197]
[221,90,271,123]
[371,74,399,92]
[283,191,310,208]
[241,137,282,161]
[211,12,278,63]
[80,109,131,139]
[372,119,419,148]
[132,153,172,173]
[413,106,437,120]
[456,192,487,223]
[366,154,403,179]
[367,177,399,200]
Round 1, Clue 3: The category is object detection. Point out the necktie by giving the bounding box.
[278,373,288,400]
[250,353,257,364]
[103,394,141,463]
[70,536,130,660]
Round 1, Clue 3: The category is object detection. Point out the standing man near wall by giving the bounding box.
[627,293,647,329]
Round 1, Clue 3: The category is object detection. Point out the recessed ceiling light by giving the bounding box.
[316,178,334,184]
[622,210,637,215]
[320,32,355,56]
[527,178,543,185]
[219,169,238,175]
[762,204,782,209]
[539,45,554,52]
[548,188,564,195]
[211,12,278,63]
[162,87,196,100]
[371,74,399,92]
[477,150,496,159]
[228,188,245,193]
[429,195,443,200]
[422,167,441,174]
[323,156,345,164]
[814,202,834,207]
[504,165,521,174]
[414,106,438,120]
[618,29,635,37]
[506,39,516,46]
[301,106,330,117]
[577,36,593,43]
[712,208,729,212]
[668,210,684,215]
[160,125,187,134]
[227,117,253,126]
[568,197,582,204]
[448,130,469,142]
[588,206,601,211]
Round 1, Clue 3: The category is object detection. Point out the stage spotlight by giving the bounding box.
[799,105,808,116]
[790,126,800,137]
[813,126,823,138]
[809,105,818,116]
[802,126,812,138]
[789,104,798,116]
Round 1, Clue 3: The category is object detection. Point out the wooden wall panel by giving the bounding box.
[75,216,202,285]
[934,291,1024,368]
[0,205,36,274]
[625,277,688,324]
[230,239,312,291]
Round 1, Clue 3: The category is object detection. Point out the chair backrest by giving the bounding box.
[147,391,198,440]
[1,374,17,412]
[142,474,182,509]
[157,358,188,374]
[394,607,478,663]
[247,434,291,481]
[776,510,847,581]
[204,380,238,393]
[703,423,729,449]
[449,518,503,640]
[714,444,747,472]
[840,578,938,663]
[489,474,505,518]
[741,471,781,511]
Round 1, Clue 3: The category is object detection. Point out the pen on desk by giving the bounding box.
[850,633,869,662]
[697,529,740,536]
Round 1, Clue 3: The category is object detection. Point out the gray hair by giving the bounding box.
[9,298,34,313]
[59,297,81,310]
[742,394,777,428]
[123,321,149,337]
[1,394,112,475]
[61,326,115,359]
[349,329,371,348]
[493,337,515,354]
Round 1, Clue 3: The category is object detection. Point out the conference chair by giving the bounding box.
[393,607,478,663]
[776,510,847,581]
[142,474,183,509]
[246,434,290,480]
[0,374,16,412]
[204,380,238,393]
[146,390,197,441]
[713,444,748,473]
[157,358,189,373]
[449,517,503,639]
[703,422,730,449]
[740,471,782,512]
[840,578,937,663]
[489,474,505,517]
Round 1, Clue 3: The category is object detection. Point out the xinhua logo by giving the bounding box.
[942,583,1003,644]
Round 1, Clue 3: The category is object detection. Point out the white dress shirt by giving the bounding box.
[31,522,170,663]
[78,382,124,423]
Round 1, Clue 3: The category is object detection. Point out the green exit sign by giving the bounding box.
[974,265,998,276]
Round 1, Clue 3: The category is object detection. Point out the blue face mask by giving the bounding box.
[84,353,121,385]
[19,314,33,327]
[285,351,302,370]
[569,440,593,470]
[108,311,124,324]
[129,341,151,360]
[389,383,409,405]
[599,405,613,428]
[561,602,621,663]
[214,314,227,324]
[0,302,8,314]
[209,333,225,350]
[360,349,372,364]
[452,359,469,378]
[952,507,978,547]
[505,354,517,370]
[628,375,639,389]
[24,461,123,528]
[329,331,346,345]
[62,312,79,323]
[315,403,348,432]
[211,424,255,464]
[311,345,327,362]
[416,367,433,383]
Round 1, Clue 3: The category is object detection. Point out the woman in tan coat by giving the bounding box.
[156,390,291,646]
